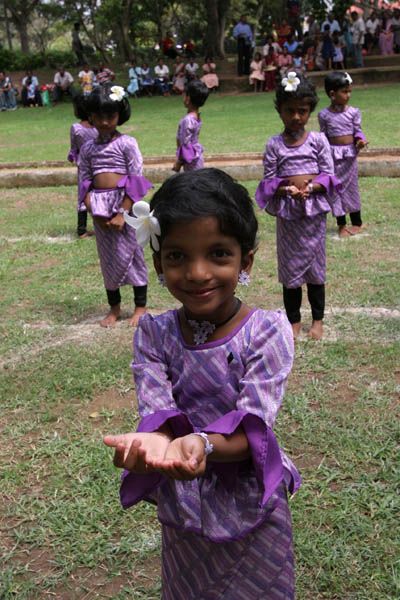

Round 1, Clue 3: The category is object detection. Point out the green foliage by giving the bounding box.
[0,48,76,71]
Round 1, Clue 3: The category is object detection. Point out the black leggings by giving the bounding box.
[283,284,325,324]
[106,285,147,308]
[77,210,88,236]
[336,211,362,227]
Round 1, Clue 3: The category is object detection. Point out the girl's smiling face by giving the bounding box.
[154,217,253,321]
[279,98,311,133]
[330,85,351,106]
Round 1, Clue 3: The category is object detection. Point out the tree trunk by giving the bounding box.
[118,0,134,61]
[3,3,13,49]
[204,0,230,58]
[5,0,40,53]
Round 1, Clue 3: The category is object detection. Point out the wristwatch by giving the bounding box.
[193,432,214,456]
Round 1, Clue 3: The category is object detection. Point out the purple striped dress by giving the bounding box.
[78,134,152,290]
[255,132,343,288]
[318,106,366,214]
[67,123,98,211]
[121,308,300,599]
[176,113,204,171]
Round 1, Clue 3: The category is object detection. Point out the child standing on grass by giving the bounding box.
[318,72,368,238]
[256,73,343,340]
[68,94,98,238]
[172,80,209,172]
[104,168,300,599]
[79,83,152,328]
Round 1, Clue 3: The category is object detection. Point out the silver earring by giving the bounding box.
[157,273,166,287]
[238,270,251,286]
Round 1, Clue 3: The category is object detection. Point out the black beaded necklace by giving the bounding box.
[184,298,242,345]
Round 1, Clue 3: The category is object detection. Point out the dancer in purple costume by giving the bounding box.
[173,79,209,173]
[319,71,368,238]
[256,73,343,340]
[80,83,152,328]
[67,94,98,238]
[104,169,300,599]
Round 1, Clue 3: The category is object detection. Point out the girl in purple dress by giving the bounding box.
[319,72,368,238]
[79,83,152,328]
[104,168,300,599]
[172,80,209,173]
[256,74,343,340]
[68,94,98,238]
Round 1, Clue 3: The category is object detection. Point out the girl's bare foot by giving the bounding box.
[308,320,323,340]
[338,225,352,238]
[291,322,302,339]
[347,225,364,235]
[129,306,147,327]
[100,305,121,328]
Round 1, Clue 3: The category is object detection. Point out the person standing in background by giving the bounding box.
[72,22,85,66]
[351,11,366,67]
[233,15,253,76]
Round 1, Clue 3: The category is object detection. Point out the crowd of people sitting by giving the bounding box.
[246,8,400,93]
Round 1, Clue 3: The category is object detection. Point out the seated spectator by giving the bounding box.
[249,52,264,92]
[96,63,115,85]
[21,71,42,107]
[262,47,278,92]
[283,34,299,55]
[162,32,177,59]
[365,10,381,54]
[53,66,74,102]
[154,58,170,96]
[379,11,394,55]
[172,56,186,94]
[140,63,154,95]
[201,56,219,91]
[262,35,281,57]
[185,59,199,81]
[0,71,17,111]
[127,59,140,96]
[277,46,293,76]
[78,63,94,95]
[304,44,316,71]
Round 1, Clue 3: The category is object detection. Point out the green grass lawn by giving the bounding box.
[0,176,399,599]
[0,84,399,163]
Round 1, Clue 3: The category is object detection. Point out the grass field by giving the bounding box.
[0,83,400,164]
[0,174,399,599]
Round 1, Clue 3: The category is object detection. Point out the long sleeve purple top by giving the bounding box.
[67,122,97,164]
[176,113,203,167]
[255,131,343,219]
[120,308,301,543]
[77,133,152,209]
[318,106,367,160]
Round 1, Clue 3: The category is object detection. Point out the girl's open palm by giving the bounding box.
[146,434,207,480]
[103,432,171,474]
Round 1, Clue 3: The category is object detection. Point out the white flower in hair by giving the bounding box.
[281,72,300,92]
[344,72,353,85]
[124,201,161,251]
[109,85,126,101]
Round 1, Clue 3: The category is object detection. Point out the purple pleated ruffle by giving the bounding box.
[78,175,153,216]
[67,148,78,164]
[177,142,203,164]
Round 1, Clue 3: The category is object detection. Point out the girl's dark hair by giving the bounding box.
[150,168,258,255]
[185,80,209,108]
[85,83,131,125]
[324,71,351,96]
[72,93,90,121]
[274,74,318,112]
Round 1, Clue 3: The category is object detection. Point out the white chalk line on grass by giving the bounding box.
[1,306,398,370]
[0,235,75,244]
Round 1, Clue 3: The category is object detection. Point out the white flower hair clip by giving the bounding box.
[344,72,353,85]
[281,72,300,92]
[109,85,126,102]
[124,201,161,251]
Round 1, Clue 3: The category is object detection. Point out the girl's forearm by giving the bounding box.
[207,430,251,463]
[122,194,133,212]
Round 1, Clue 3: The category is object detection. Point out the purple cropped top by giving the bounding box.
[255,131,343,219]
[77,133,152,210]
[67,123,97,164]
[318,106,367,161]
[120,308,301,542]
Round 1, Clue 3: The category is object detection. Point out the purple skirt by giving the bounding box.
[92,189,147,290]
[331,145,361,214]
[161,483,294,599]
[277,214,327,288]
